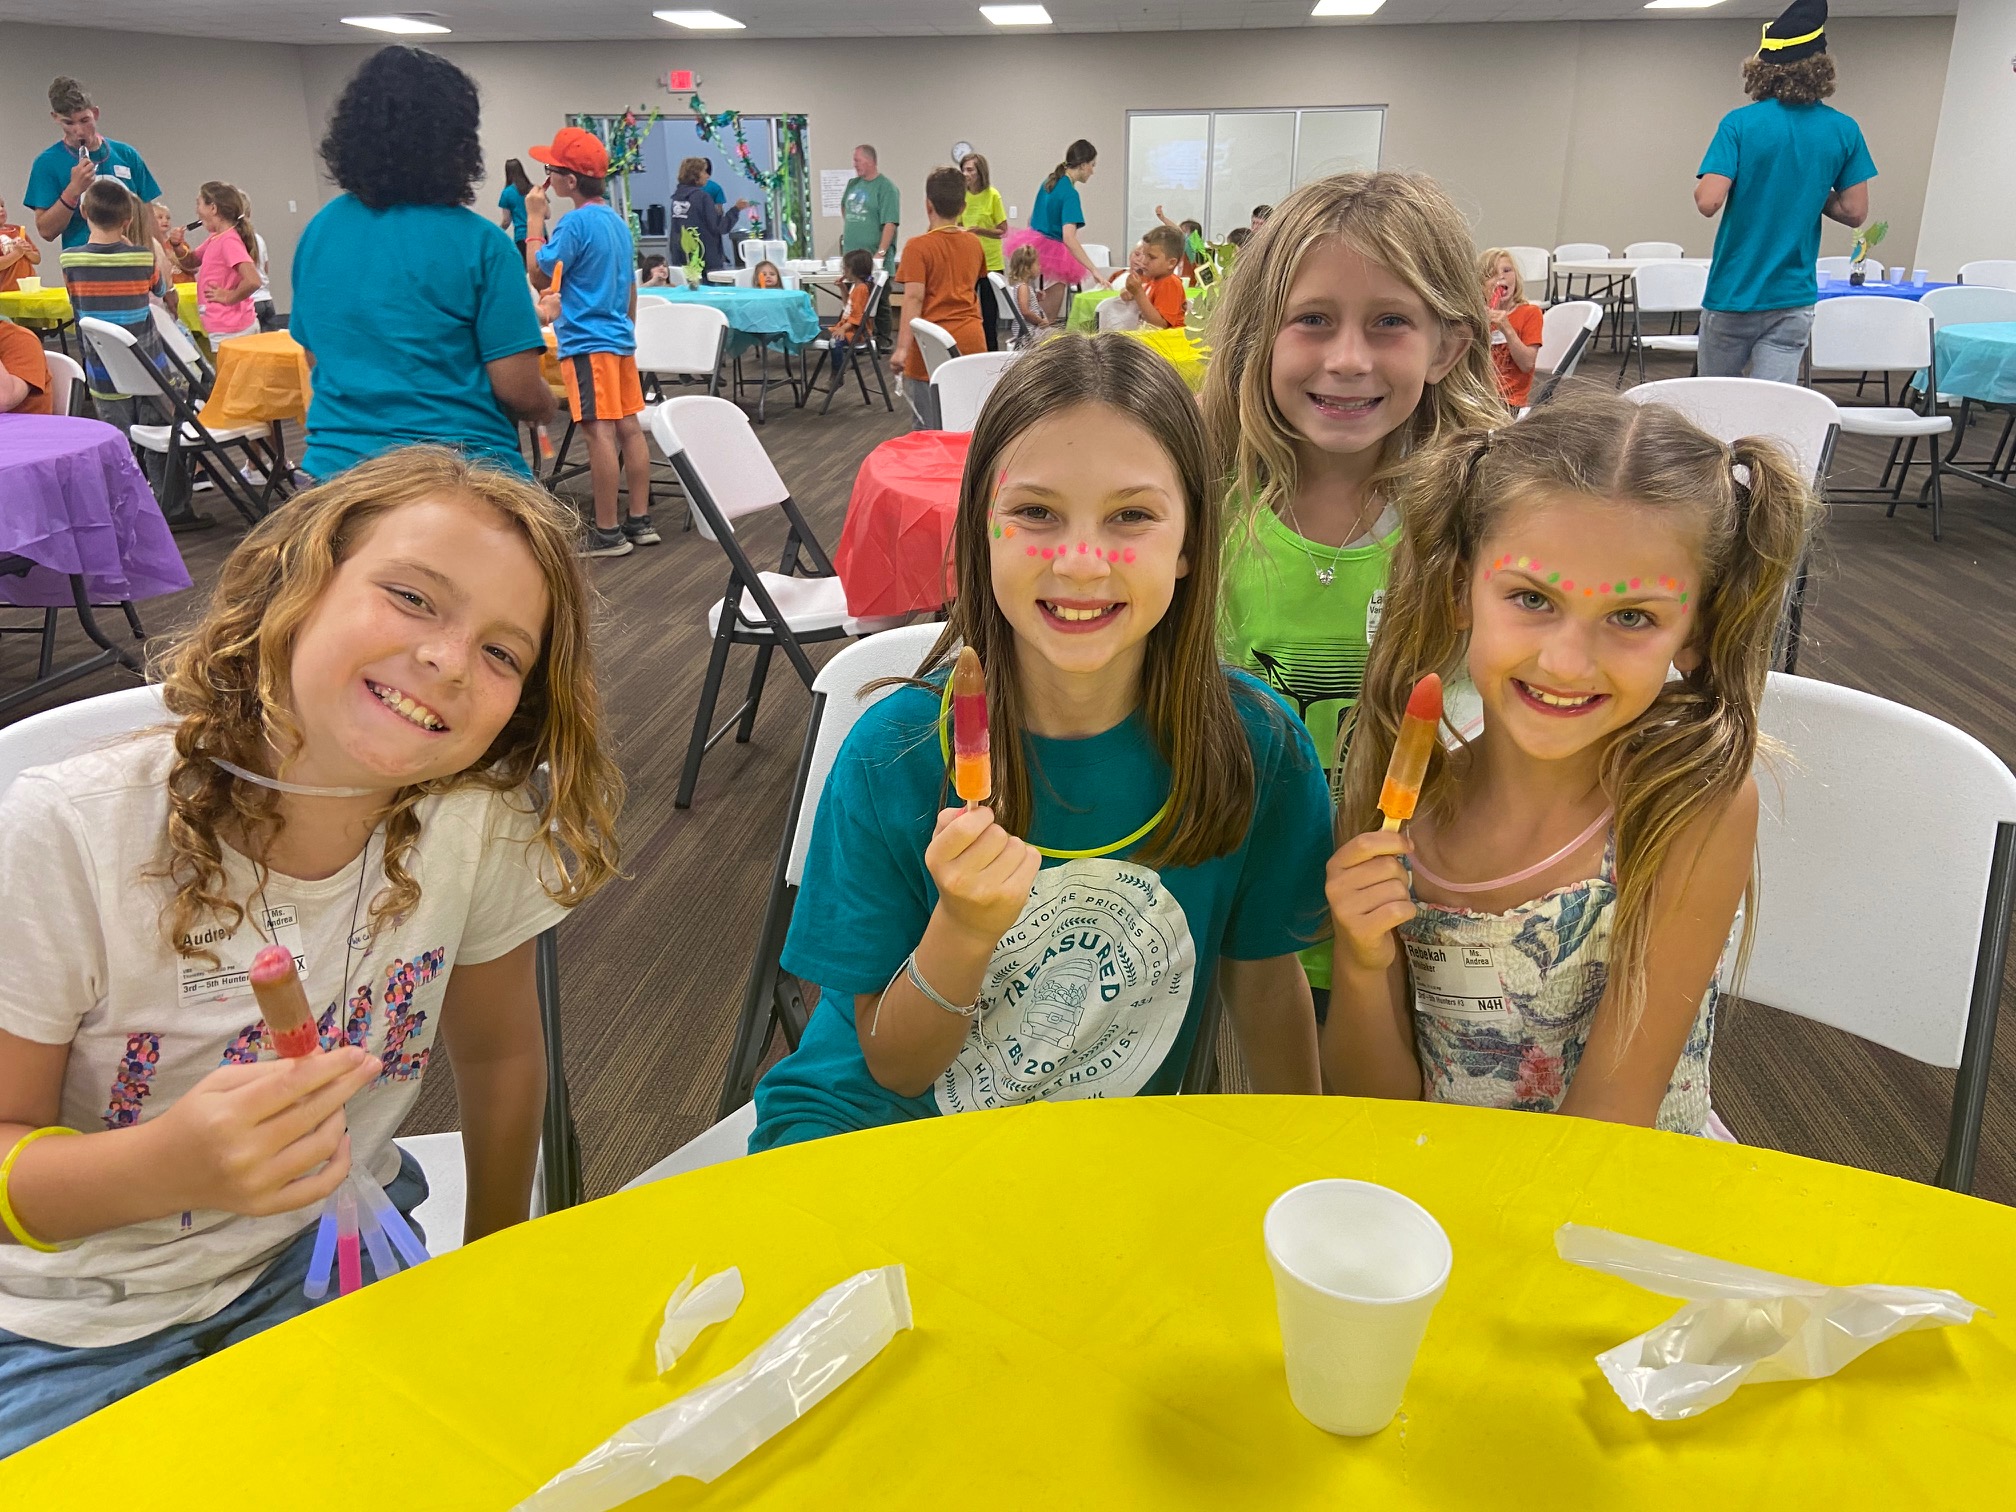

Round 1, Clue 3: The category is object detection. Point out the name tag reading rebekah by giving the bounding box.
[1405,940,1509,1018]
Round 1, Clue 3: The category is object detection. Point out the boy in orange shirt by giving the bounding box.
[1120,226,1187,329]
[889,166,985,390]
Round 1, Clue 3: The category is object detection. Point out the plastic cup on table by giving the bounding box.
[1263,1179,1452,1436]
[17,276,39,293]
[1817,271,1832,289]
[1914,269,1930,287]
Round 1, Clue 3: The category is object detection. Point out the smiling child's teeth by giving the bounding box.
[1527,685,1596,708]
[372,682,444,730]
[1050,605,1114,622]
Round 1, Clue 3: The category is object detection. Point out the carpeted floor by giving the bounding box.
[4,344,2012,1205]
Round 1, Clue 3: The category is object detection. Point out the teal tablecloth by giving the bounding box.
[1932,322,2016,405]
[640,286,819,352]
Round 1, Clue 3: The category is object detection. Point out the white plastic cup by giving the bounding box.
[1264,1179,1452,1436]
[16,275,40,293]
[1914,268,1930,286]
[1817,271,1832,288]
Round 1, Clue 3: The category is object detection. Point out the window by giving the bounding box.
[1124,108,1384,251]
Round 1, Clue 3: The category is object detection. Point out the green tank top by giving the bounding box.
[1221,502,1399,989]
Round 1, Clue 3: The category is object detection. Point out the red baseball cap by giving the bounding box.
[528,126,608,178]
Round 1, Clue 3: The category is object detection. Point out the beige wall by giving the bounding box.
[6,16,1951,310]
[1917,0,2016,278]
[1,24,324,303]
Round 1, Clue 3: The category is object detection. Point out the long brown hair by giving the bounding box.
[1204,171,1508,537]
[150,447,625,960]
[1041,139,1096,194]
[1338,390,1818,1041]
[908,333,1274,868]
[199,179,255,252]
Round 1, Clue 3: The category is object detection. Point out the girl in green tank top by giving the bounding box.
[1201,171,1507,998]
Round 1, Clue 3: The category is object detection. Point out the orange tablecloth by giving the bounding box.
[833,429,971,617]
[197,331,311,428]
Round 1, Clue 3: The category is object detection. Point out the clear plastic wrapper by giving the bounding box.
[656,1265,744,1374]
[1556,1223,1986,1420]
[515,1265,913,1510]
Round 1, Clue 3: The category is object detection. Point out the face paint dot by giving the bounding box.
[1123,548,1136,564]
[1584,588,1594,597]
[1004,525,1015,539]
[1484,569,1494,580]
[1599,583,1611,594]
[1563,579,1574,591]
[1517,556,1531,569]
[1548,572,1560,584]
[1679,591,1688,603]
[1629,577,1642,590]
[1042,547,1054,560]
[1077,541,1088,554]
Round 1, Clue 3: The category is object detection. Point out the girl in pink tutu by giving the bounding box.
[1004,139,1101,289]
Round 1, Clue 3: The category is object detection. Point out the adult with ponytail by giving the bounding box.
[1323,389,1818,1134]
[1003,138,1101,289]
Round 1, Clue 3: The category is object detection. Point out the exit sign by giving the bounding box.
[667,69,695,90]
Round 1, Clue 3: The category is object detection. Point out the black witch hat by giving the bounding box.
[1758,0,1827,63]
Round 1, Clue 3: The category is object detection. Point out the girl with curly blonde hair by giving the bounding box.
[0,447,623,1452]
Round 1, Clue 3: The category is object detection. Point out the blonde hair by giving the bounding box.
[1337,391,1818,1044]
[905,334,1300,869]
[199,180,254,253]
[150,447,625,961]
[1477,246,1525,306]
[1007,244,1039,284]
[1203,171,1508,534]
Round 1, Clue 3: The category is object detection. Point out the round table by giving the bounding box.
[0,286,72,325]
[1931,321,2016,405]
[4,1098,2008,1507]
[640,285,820,352]
[197,330,312,428]
[1068,287,1119,333]
[1814,279,1956,302]
[832,429,969,617]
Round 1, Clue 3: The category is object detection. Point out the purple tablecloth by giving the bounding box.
[0,414,190,608]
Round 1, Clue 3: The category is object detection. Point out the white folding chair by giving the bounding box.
[1816,255,1853,282]
[649,395,875,807]
[1550,241,1610,302]
[1957,259,2016,291]
[634,299,727,399]
[42,350,84,418]
[1078,242,1111,271]
[1623,240,1684,259]
[1526,300,1602,409]
[148,303,213,391]
[806,270,894,415]
[77,316,268,525]
[932,350,1018,433]
[1504,246,1551,295]
[1809,296,1954,539]
[1620,261,1707,384]
[988,271,1035,349]
[1625,377,1841,671]
[0,687,585,1237]
[709,622,946,1120]
[906,318,961,429]
[1748,672,2016,1192]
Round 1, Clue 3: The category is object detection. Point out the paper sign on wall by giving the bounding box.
[821,169,851,218]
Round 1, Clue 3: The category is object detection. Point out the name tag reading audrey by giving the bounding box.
[177,906,308,1006]
[1404,940,1509,1018]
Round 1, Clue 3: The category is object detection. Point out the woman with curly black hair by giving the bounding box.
[289,46,552,480]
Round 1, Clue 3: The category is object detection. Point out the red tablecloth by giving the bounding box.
[834,430,971,617]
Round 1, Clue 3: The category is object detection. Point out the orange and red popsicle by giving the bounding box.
[952,646,991,806]
[1379,673,1444,832]
[250,944,321,1059]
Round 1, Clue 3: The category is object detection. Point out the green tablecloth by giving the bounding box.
[1067,289,1119,334]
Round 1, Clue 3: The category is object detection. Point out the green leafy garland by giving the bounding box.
[686,91,810,256]
[565,109,662,248]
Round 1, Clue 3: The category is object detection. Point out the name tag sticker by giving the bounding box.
[177,906,308,1005]
[1405,940,1508,1018]
[1366,588,1386,642]
[112,163,132,180]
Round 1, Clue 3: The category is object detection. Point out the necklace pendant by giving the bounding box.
[1316,567,1336,587]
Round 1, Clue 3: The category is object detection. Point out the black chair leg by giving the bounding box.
[676,625,736,809]
[818,350,846,416]
[736,643,776,743]
[1929,433,1944,542]
[545,420,577,487]
[534,927,583,1214]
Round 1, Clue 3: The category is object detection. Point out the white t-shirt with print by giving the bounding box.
[0,733,568,1347]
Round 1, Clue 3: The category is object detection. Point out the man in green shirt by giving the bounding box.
[841,144,900,341]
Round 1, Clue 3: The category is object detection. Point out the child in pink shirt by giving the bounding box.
[194,181,260,341]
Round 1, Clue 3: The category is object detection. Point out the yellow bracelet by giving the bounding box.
[0,1126,80,1253]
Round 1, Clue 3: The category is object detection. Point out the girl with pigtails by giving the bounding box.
[1322,389,1819,1132]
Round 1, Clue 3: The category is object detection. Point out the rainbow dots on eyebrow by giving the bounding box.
[1548,572,1560,584]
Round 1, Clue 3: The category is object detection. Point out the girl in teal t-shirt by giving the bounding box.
[750,334,1334,1151]
[1204,171,1508,1007]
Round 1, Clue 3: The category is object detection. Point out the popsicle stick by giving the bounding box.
[354,1187,399,1282]
[1382,814,1402,832]
[358,1176,431,1267]
[303,1206,339,1300]
[335,1185,363,1296]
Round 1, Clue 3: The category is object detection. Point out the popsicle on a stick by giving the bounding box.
[249,944,320,1059]
[1378,673,1444,832]
[952,646,991,806]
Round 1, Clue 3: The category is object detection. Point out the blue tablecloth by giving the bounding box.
[1814,279,1955,301]
[639,286,819,351]
[0,414,190,609]
[1932,322,2016,406]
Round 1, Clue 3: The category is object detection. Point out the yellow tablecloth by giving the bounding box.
[0,286,72,324]
[196,330,312,428]
[175,281,200,332]
[4,1098,2011,1507]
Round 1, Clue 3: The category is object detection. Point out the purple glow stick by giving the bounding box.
[303,1206,338,1300]
[357,1174,430,1269]
[354,1184,399,1282]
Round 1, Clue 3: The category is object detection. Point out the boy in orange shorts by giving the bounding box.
[526,126,655,557]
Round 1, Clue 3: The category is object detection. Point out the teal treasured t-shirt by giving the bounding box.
[1698,99,1876,314]
[1028,176,1085,240]
[290,195,542,480]
[24,138,160,249]
[748,672,1333,1152]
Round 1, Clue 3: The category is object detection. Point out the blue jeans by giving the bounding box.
[1697,306,1815,384]
[0,1150,426,1459]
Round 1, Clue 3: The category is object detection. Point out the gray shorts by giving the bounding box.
[1697,305,1815,384]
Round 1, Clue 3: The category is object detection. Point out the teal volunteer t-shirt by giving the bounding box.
[24,138,160,250]
[290,195,541,480]
[748,672,1334,1152]
[1028,176,1084,241]
[1698,99,1876,314]
[842,174,901,274]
